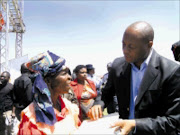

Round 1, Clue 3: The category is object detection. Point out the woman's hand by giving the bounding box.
[110,119,136,135]
[74,114,81,128]
[87,105,103,120]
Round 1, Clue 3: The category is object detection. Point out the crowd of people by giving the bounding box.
[0,21,179,135]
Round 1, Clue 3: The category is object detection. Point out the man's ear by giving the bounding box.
[148,41,153,48]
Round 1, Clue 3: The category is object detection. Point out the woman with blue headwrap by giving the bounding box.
[18,51,80,135]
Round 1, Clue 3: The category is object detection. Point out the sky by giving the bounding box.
[9,0,180,76]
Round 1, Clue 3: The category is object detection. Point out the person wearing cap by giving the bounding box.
[86,64,102,95]
[18,51,80,135]
[171,41,180,62]
[13,63,33,121]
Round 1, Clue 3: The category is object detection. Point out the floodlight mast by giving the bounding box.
[0,0,25,72]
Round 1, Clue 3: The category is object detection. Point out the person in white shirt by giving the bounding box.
[86,64,102,95]
[100,62,112,89]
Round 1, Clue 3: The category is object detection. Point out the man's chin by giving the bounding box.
[125,58,132,63]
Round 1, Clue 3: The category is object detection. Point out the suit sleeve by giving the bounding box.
[101,68,116,108]
[134,67,180,135]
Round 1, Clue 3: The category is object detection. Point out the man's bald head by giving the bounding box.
[125,21,154,44]
[122,21,154,68]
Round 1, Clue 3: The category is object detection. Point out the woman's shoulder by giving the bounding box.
[21,103,34,116]
[21,102,37,124]
[86,79,96,90]
[20,102,56,134]
[61,97,79,115]
[86,79,95,85]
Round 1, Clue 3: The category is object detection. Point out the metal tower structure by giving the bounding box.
[0,0,25,72]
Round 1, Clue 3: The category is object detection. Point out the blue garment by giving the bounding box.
[129,50,153,119]
[129,62,147,119]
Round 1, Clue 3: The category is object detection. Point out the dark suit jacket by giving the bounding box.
[13,73,32,108]
[102,49,180,135]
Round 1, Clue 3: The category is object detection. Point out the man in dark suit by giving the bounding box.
[13,63,33,121]
[0,71,14,135]
[102,21,180,135]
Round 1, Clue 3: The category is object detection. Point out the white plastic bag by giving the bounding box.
[11,117,20,135]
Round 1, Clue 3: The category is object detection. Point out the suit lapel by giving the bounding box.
[121,62,131,80]
[120,62,131,105]
[135,50,159,106]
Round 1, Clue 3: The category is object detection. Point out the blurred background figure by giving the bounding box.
[101,62,119,114]
[171,41,180,62]
[71,68,77,81]
[13,63,33,121]
[71,65,104,121]
[0,71,14,135]
[86,64,102,95]
[100,62,112,89]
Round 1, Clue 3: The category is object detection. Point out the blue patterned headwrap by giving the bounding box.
[26,50,66,125]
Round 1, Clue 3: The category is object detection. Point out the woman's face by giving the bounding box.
[51,68,72,94]
[76,68,87,81]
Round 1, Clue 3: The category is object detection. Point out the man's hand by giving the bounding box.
[87,105,103,120]
[110,119,136,135]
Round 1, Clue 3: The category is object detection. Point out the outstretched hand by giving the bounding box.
[87,105,103,120]
[110,119,136,135]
